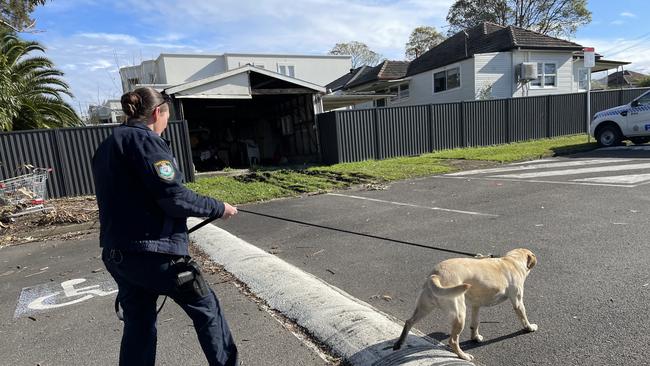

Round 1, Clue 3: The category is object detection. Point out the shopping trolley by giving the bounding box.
[0,167,53,217]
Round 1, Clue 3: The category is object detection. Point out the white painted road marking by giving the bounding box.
[491,162,650,179]
[573,173,650,184]
[444,158,633,176]
[14,276,117,318]
[328,193,499,217]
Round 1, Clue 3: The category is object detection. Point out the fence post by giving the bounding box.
[428,104,434,152]
[546,95,551,138]
[373,108,380,160]
[459,101,466,147]
[51,129,68,198]
[505,98,511,143]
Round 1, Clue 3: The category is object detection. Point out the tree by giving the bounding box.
[0,0,47,32]
[405,26,446,60]
[328,41,383,68]
[639,77,650,88]
[446,0,592,38]
[0,32,81,131]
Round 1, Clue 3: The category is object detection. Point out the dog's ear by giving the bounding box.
[526,253,537,269]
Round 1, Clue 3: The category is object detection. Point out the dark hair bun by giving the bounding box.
[121,92,142,117]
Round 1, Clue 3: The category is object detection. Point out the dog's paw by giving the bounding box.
[392,342,402,351]
[458,352,474,361]
[472,334,484,342]
[525,323,538,332]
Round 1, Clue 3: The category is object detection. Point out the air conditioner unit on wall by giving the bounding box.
[517,62,538,82]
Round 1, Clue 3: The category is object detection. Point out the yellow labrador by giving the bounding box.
[393,248,538,361]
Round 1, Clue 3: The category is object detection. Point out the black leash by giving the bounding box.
[237,208,493,258]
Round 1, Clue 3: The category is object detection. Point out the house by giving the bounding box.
[119,53,351,169]
[88,100,124,124]
[325,61,410,109]
[603,70,648,88]
[328,22,630,108]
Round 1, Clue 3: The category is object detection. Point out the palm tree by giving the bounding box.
[0,32,81,131]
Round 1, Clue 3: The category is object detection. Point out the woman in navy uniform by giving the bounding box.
[92,87,238,366]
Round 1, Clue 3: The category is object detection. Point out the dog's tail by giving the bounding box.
[430,275,471,298]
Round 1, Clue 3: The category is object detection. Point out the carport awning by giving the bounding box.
[164,65,325,99]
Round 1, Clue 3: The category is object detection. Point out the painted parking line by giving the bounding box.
[573,173,650,184]
[327,193,499,217]
[491,162,650,179]
[444,158,633,176]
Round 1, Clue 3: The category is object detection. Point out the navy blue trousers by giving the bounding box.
[102,248,238,366]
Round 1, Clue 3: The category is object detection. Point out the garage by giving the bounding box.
[164,65,325,171]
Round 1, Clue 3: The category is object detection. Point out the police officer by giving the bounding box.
[92,87,238,366]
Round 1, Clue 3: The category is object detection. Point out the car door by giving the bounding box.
[627,92,650,136]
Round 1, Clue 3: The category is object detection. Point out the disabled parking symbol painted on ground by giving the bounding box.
[14,274,117,318]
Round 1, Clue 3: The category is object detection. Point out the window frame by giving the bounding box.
[277,64,296,78]
[530,62,558,89]
[432,66,461,94]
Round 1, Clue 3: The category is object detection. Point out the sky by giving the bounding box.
[20,0,650,116]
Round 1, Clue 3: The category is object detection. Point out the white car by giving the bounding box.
[590,90,650,147]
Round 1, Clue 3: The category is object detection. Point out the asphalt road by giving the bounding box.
[218,148,650,366]
[0,238,330,366]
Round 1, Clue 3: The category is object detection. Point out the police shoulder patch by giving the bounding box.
[154,160,176,181]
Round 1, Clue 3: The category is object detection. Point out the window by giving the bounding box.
[374,98,386,107]
[530,63,557,88]
[389,83,410,102]
[278,65,295,77]
[433,67,461,93]
[127,77,139,86]
[636,92,650,106]
[578,68,589,90]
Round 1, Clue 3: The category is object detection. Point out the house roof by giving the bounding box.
[165,64,325,97]
[407,22,583,76]
[607,70,648,86]
[326,60,410,91]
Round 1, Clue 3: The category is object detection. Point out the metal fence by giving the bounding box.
[317,88,650,164]
[0,121,194,199]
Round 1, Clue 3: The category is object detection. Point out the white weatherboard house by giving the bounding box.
[329,22,629,108]
[119,53,351,170]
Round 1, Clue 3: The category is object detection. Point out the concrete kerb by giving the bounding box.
[188,218,473,366]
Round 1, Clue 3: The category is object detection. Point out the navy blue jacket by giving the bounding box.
[92,121,224,256]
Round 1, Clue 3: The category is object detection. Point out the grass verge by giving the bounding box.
[187,134,595,205]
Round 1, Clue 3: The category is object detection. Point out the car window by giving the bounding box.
[636,92,650,106]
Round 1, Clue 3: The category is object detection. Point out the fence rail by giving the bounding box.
[0,121,194,199]
[317,88,650,164]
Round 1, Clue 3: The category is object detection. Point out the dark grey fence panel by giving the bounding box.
[377,105,429,159]
[316,112,339,164]
[0,129,64,198]
[590,90,619,121]
[336,109,376,162]
[463,99,508,146]
[619,88,649,105]
[548,93,586,136]
[55,126,115,197]
[509,96,547,141]
[430,103,461,150]
[163,121,195,183]
[0,121,193,199]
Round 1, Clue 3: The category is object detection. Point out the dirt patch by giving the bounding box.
[0,196,99,248]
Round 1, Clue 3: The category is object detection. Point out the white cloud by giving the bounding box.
[620,12,636,18]
[33,0,456,114]
[610,20,624,25]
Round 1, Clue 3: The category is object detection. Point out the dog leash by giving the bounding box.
[237,208,495,258]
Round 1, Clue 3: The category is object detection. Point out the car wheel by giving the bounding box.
[630,137,650,145]
[596,125,622,147]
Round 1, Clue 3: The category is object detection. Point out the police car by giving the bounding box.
[590,90,650,147]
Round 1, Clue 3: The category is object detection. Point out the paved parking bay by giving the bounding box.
[218,148,650,365]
